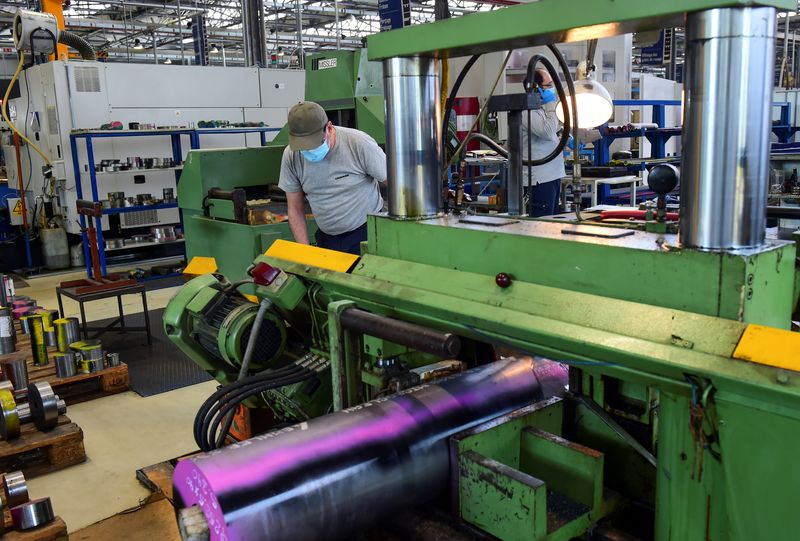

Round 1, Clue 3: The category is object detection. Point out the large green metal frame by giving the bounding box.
[366,0,795,59]
[171,1,800,538]
[253,213,800,540]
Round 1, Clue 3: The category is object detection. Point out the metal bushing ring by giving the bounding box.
[10,497,55,531]
[27,382,58,431]
[3,470,28,507]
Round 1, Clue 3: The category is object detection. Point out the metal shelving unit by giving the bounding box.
[70,126,280,278]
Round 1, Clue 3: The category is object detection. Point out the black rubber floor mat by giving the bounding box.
[142,274,186,292]
[90,308,212,397]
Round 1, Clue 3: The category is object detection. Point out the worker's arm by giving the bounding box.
[357,133,388,183]
[278,147,310,244]
[527,103,560,141]
[285,190,310,245]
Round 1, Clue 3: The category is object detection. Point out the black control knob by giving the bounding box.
[648,164,679,197]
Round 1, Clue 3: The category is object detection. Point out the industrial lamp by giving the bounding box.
[556,59,614,129]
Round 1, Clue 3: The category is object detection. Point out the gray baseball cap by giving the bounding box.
[287,101,328,151]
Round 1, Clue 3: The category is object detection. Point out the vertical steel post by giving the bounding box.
[335,0,340,49]
[679,7,776,250]
[507,110,523,215]
[177,0,185,65]
[328,300,358,411]
[242,0,266,66]
[296,0,304,68]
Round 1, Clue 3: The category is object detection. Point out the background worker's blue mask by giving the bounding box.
[301,140,330,162]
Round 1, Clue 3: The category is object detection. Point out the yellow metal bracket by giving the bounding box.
[265,239,359,273]
[184,256,218,277]
[733,325,800,372]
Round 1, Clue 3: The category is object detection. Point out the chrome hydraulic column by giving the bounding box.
[383,56,443,218]
[680,7,776,250]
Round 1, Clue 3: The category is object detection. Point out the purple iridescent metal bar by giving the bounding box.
[174,358,568,541]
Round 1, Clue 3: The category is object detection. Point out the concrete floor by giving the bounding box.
[18,264,213,535]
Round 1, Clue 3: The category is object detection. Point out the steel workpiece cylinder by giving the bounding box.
[383,56,443,219]
[174,358,567,541]
[680,7,776,250]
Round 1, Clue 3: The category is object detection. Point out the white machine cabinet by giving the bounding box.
[6,61,304,234]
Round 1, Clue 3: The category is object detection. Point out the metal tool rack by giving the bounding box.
[70,127,280,278]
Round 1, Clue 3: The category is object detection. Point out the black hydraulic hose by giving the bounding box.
[193,364,306,448]
[201,372,312,451]
[465,132,508,156]
[547,44,579,160]
[205,371,314,449]
[442,54,481,159]
[58,31,96,60]
[215,298,274,448]
[194,366,314,451]
[519,54,570,166]
[194,366,305,446]
[466,131,569,169]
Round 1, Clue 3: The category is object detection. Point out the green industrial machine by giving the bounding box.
[305,49,385,145]
[179,49,385,282]
[168,1,800,540]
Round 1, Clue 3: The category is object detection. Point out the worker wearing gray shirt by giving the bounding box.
[279,101,387,255]
[521,68,565,217]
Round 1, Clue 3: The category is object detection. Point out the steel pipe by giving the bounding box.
[767,206,800,220]
[2,358,28,391]
[384,56,443,219]
[339,308,460,358]
[174,358,567,541]
[680,7,776,250]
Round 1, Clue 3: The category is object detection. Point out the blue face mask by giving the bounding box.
[300,140,330,162]
[539,88,557,104]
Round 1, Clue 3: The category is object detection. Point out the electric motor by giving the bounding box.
[12,9,60,54]
[191,290,286,371]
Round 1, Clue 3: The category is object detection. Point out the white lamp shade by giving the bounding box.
[556,78,614,129]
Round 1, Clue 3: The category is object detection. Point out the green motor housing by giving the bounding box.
[164,274,287,384]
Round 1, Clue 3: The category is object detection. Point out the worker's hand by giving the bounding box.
[538,88,557,104]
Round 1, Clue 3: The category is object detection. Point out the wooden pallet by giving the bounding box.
[137,452,200,505]
[2,517,68,541]
[0,416,85,479]
[1,328,129,405]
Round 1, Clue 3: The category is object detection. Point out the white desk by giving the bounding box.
[561,175,639,206]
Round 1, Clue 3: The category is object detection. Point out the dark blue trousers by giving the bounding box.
[528,179,562,217]
[315,222,368,255]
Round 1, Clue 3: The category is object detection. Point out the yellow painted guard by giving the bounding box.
[733,324,800,372]
[184,256,218,276]
[265,239,359,273]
